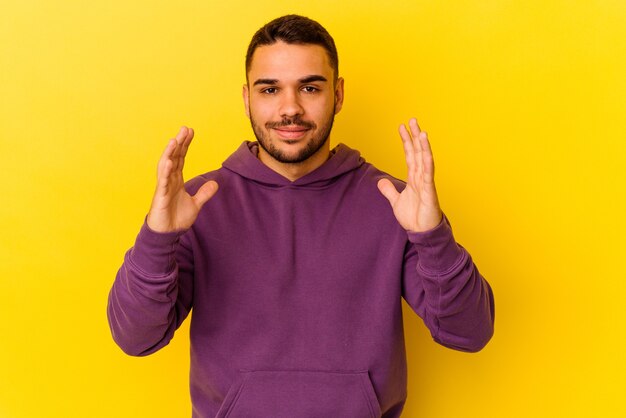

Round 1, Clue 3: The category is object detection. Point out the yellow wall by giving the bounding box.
[1,1,624,417]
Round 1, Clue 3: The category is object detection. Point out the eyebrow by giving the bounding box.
[252,75,328,86]
[299,75,328,84]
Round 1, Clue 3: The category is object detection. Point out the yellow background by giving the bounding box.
[1,0,624,417]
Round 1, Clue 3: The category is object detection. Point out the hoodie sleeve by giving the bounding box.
[106,220,195,356]
[401,214,495,352]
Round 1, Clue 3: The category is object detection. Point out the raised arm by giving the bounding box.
[379,118,494,352]
[107,127,218,355]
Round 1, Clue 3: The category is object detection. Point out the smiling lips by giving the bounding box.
[273,126,310,140]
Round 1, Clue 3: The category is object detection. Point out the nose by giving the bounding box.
[278,89,304,118]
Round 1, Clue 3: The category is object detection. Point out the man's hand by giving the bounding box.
[377,118,443,233]
[146,126,219,233]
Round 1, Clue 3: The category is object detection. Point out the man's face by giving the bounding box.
[243,41,344,164]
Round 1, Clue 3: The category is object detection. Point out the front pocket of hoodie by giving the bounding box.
[215,370,382,418]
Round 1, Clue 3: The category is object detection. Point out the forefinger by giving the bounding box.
[408,118,423,153]
[180,127,194,158]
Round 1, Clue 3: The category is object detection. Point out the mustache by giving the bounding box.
[265,116,316,130]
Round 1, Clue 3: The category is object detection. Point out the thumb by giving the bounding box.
[377,178,399,206]
[193,180,219,209]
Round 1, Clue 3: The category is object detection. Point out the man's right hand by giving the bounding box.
[146,126,219,233]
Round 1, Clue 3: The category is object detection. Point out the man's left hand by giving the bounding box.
[377,118,443,233]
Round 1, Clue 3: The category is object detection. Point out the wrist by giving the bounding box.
[407,210,443,233]
[146,210,174,233]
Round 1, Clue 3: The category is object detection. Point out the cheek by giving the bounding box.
[249,100,274,121]
[307,96,334,117]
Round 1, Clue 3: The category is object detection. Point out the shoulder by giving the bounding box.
[352,160,406,193]
[183,167,230,195]
[333,143,404,190]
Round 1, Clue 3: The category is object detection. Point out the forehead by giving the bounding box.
[247,42,333,80]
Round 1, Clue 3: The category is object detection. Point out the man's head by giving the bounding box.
[243,15,344,171]
[245,15,339,83]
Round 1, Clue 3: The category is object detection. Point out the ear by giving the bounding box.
[242,84,250,118]
[334,77,345,115]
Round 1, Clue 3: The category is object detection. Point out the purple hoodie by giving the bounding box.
[108,141,494,417]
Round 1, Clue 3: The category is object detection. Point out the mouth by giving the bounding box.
[272,125,310,140]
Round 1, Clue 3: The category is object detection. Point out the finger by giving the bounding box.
[399,124,416,178]
[419,131,435,184]
[408,118,423,152]
[157,138,177,178]
[408,118,424,179]
[181,127,194,158]
[409,117,421,134]
[193,180,219,209]
[170,126,190,172]
[169,127,186,170]
[178,127,194,172]
[175,126,188,144]
[156,158,174,194]
[377,178,400,207]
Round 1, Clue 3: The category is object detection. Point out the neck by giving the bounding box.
[257,143,330,182]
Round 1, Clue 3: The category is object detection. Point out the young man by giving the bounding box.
[108,14,495,418]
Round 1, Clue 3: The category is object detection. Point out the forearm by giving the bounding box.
[107,222,190,356]
[406,215,495,352]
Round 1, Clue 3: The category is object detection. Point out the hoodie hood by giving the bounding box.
[222,141,365,188]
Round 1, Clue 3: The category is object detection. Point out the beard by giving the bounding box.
[249,108,335,164]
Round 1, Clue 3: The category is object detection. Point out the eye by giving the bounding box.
[302,86,319,93]
[261,87,278,94]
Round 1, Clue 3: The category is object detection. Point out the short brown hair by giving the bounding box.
[245,15,339,80]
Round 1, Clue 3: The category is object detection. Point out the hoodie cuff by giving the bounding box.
[406,214,465,274]
[129,218,187,275]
